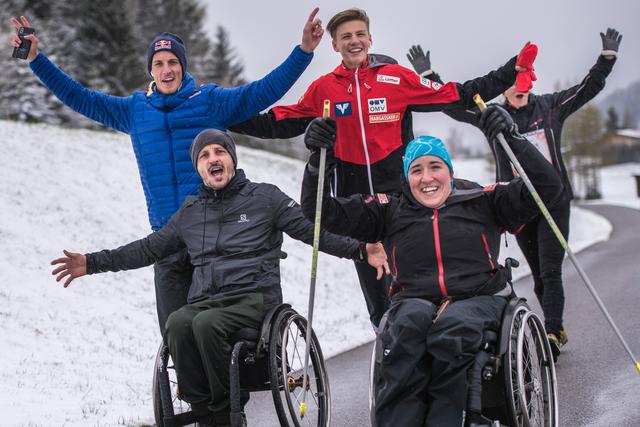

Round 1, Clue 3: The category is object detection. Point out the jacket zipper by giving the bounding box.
[431,210,448,297]
[481,233,495,270]
[163,108,179,210]
[354,68,375,194]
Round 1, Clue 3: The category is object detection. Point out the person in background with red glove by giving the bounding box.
[230,8,529,332]
[407,28,622,361]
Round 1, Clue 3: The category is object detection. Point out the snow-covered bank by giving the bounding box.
[0,120,621,426]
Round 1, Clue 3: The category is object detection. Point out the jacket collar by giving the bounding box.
[331,53,398,78]
[199,169,249,200]
[147,73,197,110]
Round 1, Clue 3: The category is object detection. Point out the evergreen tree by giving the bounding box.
[201,26,247,87]
[71,0,146,96]
[605,106,620,133]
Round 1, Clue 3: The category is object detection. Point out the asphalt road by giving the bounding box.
[245,204,640,426]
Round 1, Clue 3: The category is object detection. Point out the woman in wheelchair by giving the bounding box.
[300,105,563,427]
[51,129,374,427]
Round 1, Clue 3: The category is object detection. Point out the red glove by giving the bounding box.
[515,42,538,92]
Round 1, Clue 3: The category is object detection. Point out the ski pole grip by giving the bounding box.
[473,94,487,112]
[323,99,330,119]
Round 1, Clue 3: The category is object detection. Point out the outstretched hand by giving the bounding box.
[51,250,87,288]
[600,27,622,58]
[406,45,431,76]
[367,242,390,280]
[300,7,324,53]
[9,15,39,61]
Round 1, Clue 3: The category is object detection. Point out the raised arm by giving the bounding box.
[546,28,621,122]
[217,8,324,127]
[11,16,134,133]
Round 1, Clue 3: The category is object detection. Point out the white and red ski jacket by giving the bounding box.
[232,54,517,197]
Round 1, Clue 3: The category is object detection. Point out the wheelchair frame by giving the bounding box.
[152,303,331,427]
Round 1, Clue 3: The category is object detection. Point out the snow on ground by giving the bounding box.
[0,120,633,426]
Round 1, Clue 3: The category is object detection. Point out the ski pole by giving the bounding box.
[300,99,332,417]
[474,94,640,375]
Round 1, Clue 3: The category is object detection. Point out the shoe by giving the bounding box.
[547,329,567,362]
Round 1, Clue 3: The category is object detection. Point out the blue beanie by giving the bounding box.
[403,136,454,179]
[147,32,187,75]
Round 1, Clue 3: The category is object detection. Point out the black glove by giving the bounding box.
[478,105,519,143]
[304,117,336,151]
[406,45,431,76]
[600,27,622,57]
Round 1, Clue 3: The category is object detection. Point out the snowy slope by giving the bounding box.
[0,120,619,426]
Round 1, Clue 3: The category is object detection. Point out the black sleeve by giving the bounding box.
[85,214,184,274]
[301,162,389,243]
[547,55,616,122]
[488,134,564,229]
[229,109,312,139]
[410,56,517,113]
[270,185,362,259]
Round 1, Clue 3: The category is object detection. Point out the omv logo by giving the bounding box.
[334,101,352,117]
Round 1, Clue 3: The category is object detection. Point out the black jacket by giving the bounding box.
[301,136,563,302]
[86,170,361,305]
[447,55,616,202]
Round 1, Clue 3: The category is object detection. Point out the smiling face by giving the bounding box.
[196,143,235,190]
[407,155,453,209]
[504,84,530,109]
[332,20,372,69]
[150,51,183,94]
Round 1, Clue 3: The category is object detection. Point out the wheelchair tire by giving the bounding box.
[152,342,196,427]
[269,309,331,427]
[504,303,558,427]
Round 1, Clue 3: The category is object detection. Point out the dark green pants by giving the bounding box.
[165,293,266,422]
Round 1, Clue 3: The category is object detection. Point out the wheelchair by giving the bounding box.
[152,303,331,427]
[368,259,558,427]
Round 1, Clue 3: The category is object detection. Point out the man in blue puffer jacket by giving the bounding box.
[10,9,324,334]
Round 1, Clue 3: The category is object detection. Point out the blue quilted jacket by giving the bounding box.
[30,46,313,230]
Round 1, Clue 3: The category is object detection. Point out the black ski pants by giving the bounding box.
[154,247,193,335]
[374,295,506,427]
[165,293,266,424]
[516,200,570,335]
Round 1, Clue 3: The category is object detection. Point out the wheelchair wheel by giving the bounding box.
[269,309,331,427]
[504,303,558,427]
[152,343,196,427]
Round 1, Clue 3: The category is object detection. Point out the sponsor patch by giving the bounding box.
[376,74,400,85]
[376,194,389,204]
[368,98,387,113]
[334,101,352,117]
[237,214,250,223]
[154,40,172,51]
[369,112,401,124]
[420,77,441,90]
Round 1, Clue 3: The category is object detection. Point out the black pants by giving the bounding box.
[165,293,266,424]
[154,247,193,335]
[516,201,570,335]
[354,260,391,328]
[374,296,506,427]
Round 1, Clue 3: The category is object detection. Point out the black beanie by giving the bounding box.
[147,32,187,75]
[190,129,238,170]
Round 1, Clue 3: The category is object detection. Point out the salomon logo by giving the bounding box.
[334,102,352,117]
[237,214,250,223]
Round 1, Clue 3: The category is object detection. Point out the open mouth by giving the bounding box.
[208,165,223,177]
[515,94,525,99]
[421,186,438,194]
